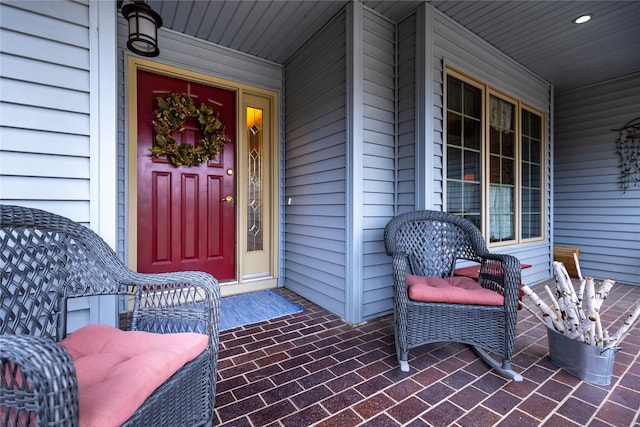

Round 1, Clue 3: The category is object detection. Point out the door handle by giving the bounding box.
[221,195,234,203]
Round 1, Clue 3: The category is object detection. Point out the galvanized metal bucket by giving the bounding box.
[546,328,617,386]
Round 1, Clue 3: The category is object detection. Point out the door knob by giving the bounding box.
[222,195,234,203]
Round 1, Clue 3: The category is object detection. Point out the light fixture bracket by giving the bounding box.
[122,0,163,57]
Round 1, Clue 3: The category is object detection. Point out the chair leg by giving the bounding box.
[472,346,523,382]
[399,357,410,372]
[395,336,410,372]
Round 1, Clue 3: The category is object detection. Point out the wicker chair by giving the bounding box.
[0,204,220,426]
[384,210,523,381]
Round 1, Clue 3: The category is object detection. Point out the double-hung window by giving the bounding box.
[446,68,544,246]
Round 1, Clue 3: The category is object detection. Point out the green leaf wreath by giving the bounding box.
[151,93,231,166]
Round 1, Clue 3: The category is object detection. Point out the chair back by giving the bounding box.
[1,205,122,340]
[384,210,486,277]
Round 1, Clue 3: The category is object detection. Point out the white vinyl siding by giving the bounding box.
[1,0,118,330]
[283,5,399,322]
[361,9,396,320]
[554,74,640,285]
[283,11,348,317]
[0,1,91,220]
[397,13,417,214]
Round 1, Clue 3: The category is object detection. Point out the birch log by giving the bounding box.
[524,261,639,348]
[544,284,563,323]
[574,252,583,280]
[582,277,598,344]
[604,303,640,350]
[520,301,554,328]
[595,279,615,311]
[552,262,583,332]
[573,253,587,306]
[521,284,563,331]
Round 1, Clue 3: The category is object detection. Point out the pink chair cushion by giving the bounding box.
[59,324,208,427]
[406,274,504,306]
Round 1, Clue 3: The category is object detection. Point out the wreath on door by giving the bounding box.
[151,93,230,166]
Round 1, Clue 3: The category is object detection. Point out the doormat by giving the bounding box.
[219,289,303,331]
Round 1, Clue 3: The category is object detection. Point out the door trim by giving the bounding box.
[126,57,279,295]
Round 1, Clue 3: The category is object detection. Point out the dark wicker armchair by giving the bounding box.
[384,210,523,381]
[0,204,220,426]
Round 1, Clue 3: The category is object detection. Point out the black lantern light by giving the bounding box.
[122,0,163,57]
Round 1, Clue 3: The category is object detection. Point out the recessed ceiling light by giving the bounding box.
[573,14,592,24]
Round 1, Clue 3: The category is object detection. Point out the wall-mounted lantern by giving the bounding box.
[121,0,163,57]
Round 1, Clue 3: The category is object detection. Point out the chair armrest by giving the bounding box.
[391,252,412,301]
[0,335,79,426]
[128,271,220,333]
[126,271,220,340]
[477,253,521,310]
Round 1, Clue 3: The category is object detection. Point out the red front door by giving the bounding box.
[136,70,236,280]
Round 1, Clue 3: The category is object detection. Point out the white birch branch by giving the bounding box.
[521,284,564,332]
[573,252,583,280]
[594,311,604,347]
[544,284,562,323]
[524,261,639,349]
[604,303,640,350]
[520,300,555,329]
[595,279,615,311]
[582,277,597,344]
[553,262,584,331]
[574,253,587,305]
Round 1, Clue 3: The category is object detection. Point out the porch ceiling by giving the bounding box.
[149,0,640,93]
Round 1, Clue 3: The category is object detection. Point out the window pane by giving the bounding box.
[502,131,514,157]
[531,189,541,210]
[521,108,543,240]
[447,146,462,180]
[462,182,481,230]
[447,114,462,147]
[522,136,530,161]
[464,85,481,117]
[447,181,462,214]
[522,188,531,211]
[522,163,530,187]
[464,150,480,182]
[522,213,541,239]
[489,95,514,134]
[464,117,481,150]
[490,128,501,154]
[490,155,500,183]
[531,164,541,186]
[448,77,462,112]
[531,139,541,163]
[463,182,481,214]
[447,75,481,226]
[489,185,515,242]
[488,95,516,242]
[530,113,541,138]
[502,157,514,184]
[522,110,530,133]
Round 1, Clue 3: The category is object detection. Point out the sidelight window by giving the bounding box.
[247,107,263,252]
